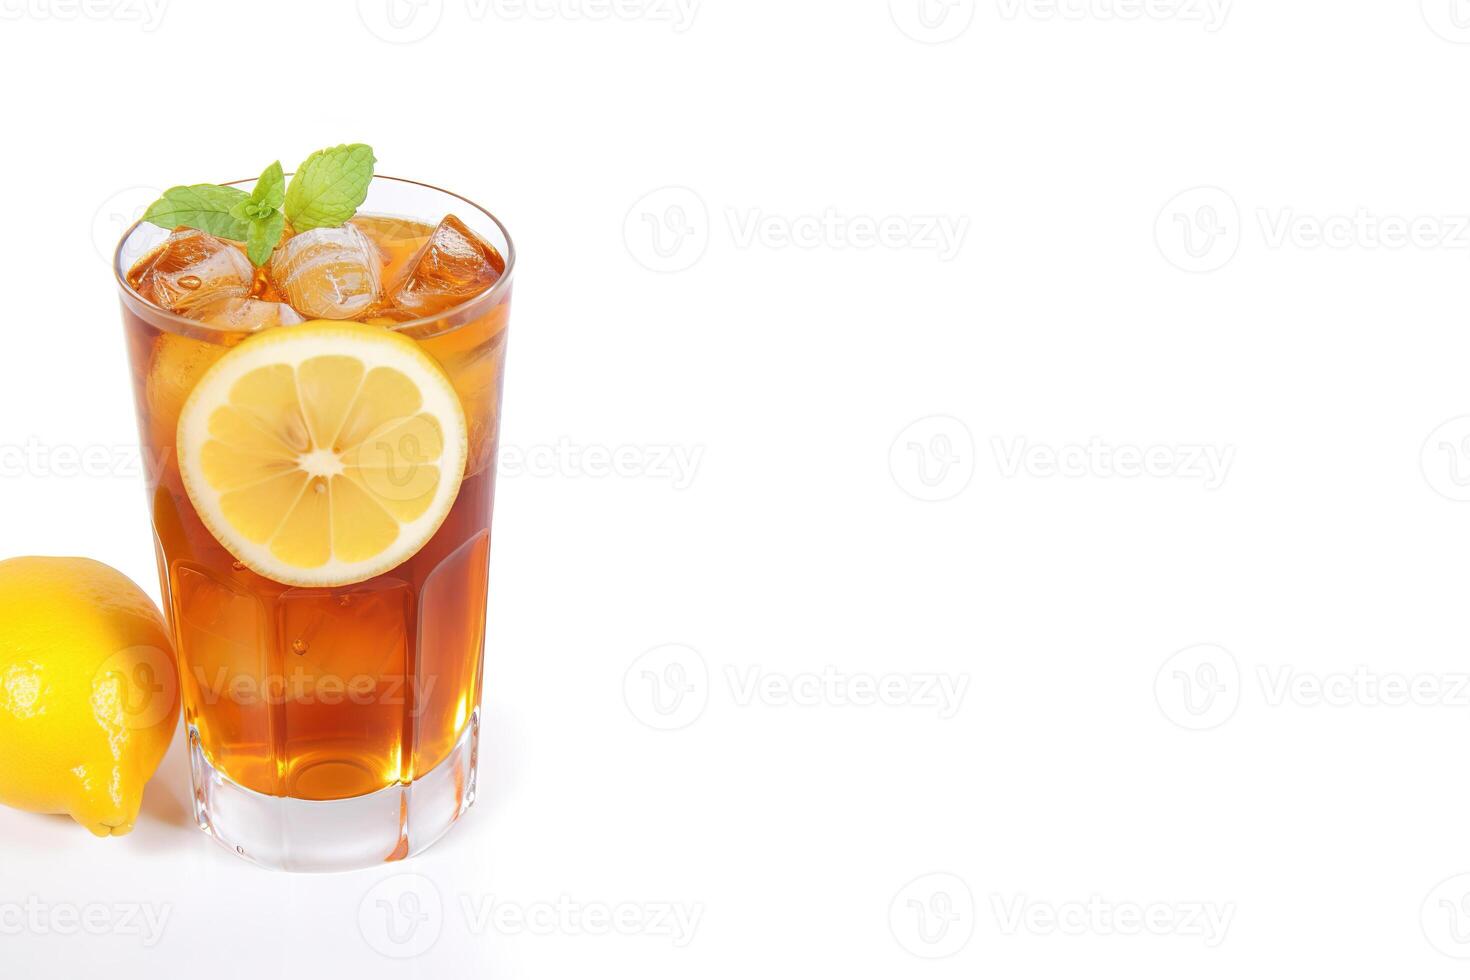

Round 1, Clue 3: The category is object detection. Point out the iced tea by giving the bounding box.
[116,176,512,870]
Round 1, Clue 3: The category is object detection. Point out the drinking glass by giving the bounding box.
[115,177,513,871]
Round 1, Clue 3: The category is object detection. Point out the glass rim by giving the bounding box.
[113,173,516,340]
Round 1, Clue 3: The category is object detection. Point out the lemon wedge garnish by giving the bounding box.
[177,320,468,587]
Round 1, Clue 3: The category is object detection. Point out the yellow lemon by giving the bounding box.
[176,319,468,587]
[0,557,179,836]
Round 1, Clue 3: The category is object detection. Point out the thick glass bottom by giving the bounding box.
[188,709,479,872]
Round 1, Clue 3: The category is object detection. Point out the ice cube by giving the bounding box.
[185,297,305,332]
[144,333,227,451]
[269,225,384,320]
[126,229,253,313]
[388,215,504,318]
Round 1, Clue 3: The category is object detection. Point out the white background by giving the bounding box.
[2,0,1470,975]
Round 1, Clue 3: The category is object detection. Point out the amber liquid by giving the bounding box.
[121,216,509,802]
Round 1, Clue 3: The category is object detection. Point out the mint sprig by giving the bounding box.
[142,184,249,241]
[284,144,375,232]
[142,144,376,267]
[229,161,286,266]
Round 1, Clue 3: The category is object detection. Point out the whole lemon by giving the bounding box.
[0,557,180,836]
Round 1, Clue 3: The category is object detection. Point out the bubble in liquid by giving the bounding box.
[292,639,308,656]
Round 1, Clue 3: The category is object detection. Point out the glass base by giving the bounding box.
[188,709,480,873]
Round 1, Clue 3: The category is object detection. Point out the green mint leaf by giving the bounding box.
[230,199,278,223]
[245,210,286,268]
[284,143,375,232]
[143,184,249,239]
[250,161,286,211]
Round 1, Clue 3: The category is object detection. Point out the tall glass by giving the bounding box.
[114,177,513,871]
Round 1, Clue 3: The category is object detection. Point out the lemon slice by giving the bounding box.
[177,319,468,588]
